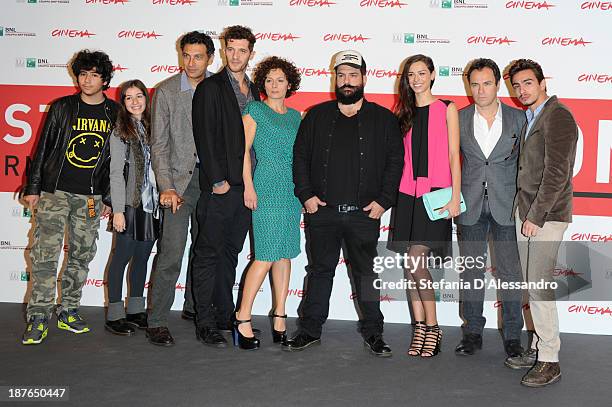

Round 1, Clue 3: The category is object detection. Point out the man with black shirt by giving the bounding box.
[21,50,119,345]
[191,25,260,347]
[284,50,404,356]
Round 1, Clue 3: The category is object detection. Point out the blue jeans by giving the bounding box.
[457,197,523,341]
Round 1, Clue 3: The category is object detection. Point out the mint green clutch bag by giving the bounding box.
[422,187,466,221]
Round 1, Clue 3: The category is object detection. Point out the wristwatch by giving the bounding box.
[212,180,226,188]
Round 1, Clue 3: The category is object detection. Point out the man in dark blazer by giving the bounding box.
[455,59,526,360]
[191,25,260,347]
[504,59,578,388]
[147,31,215,346]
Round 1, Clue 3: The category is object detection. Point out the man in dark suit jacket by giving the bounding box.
[504,59,578,388]
[455,59,526,360]
[191,25,260,348]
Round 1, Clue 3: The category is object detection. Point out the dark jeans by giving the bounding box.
[457,197,524,341]
[107,232,155,303]
[148,173,199,328]
[191,187,250,329]
[298,207,384,339]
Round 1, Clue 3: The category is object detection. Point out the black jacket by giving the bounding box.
[192,68,260,191]
[293,99,404,210]
[23,94,119,204]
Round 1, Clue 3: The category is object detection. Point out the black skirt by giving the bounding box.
[121,205,159,242]
[388,191,451,257]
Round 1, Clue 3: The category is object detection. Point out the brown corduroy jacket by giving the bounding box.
[513,96,578,227]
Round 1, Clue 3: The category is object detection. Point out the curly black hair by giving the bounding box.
[70,49,114,90]
[252,56,301,98]
[180,31,215,56]
[222,25,256,51]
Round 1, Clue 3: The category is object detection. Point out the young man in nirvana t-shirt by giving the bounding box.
[21,50,119,345]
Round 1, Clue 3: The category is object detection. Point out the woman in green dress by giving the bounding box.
[233,57,302,350]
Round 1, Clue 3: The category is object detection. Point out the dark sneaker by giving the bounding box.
[504,339,524,358]
[22,315,49,345]
[364,335,393,357]
[57,308,90,334]
[504,348,537,369]
[196,327,228,348]
[282,332,321,352]
[455,333,483,356]
[521,362,561,387]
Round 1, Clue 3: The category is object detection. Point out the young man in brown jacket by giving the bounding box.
[504,59,578,388]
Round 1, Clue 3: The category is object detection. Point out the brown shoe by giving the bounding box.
[521,361,561,387]
[146,327,175,347]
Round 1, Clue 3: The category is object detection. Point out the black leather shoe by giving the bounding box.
[504,339,524,358]
[181,310,196,321]
[455,333,482,356]
[282,332,321,352]
[105,319,136,336]
[125,313,147,329]
[146,327,175,346]
[196,327,228,348]
[364,335,392,357]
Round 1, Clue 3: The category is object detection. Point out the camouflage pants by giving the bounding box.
[27,190,102,318]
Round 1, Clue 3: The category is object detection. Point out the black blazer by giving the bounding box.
[192,67,260,191]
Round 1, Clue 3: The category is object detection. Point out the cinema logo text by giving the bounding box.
[541,37,592,46]
[85,0,129,4]
[117,30,163,39]
[298,67,332,77]
[113,64,128,72]
[467,35,517,45]
[0,26,37,38]
[580,1,612,10]
[505,1,555,9]
[255,32,300,41]
[152,0,197,4]
[151,65,182,74]
[51,29,95,38]
[289,0,335,6]
[360,0,407,8]
[323,33,370,43]
[395,32,450,45]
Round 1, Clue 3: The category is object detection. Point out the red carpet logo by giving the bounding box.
[152,0,197,4]
[581,1,612,10]
[467,35,517,45]
[289,0,336,6]
[298,67,332,77]
[255,32,300,41]
[568,304,612,316]
[51,29,96,38]
[150,65,183,73]
[323,33,370,42]
[118,30,163,39]
[505,1,555,9]
[542,37,592,46]
[360,0,407,7]
[570,232,612,241]
[86,0,130,4]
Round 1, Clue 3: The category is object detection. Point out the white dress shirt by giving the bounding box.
[473,101,503,159]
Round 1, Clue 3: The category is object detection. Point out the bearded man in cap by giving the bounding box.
[284,50,404,357]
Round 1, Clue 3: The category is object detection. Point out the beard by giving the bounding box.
[335,84,365,105]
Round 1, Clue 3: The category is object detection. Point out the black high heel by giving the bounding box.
[233,315,260,350]
[407,321,426,356]
[421,324,442,358]
[270,313,287,344]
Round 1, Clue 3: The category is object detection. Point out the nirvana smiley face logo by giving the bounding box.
[66,133,105,168]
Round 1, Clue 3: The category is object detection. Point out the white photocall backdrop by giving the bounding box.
[1,0,611,335]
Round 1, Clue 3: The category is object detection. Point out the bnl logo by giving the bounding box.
[439,66,450,76]
[16,58,42,68]
[431,0,453,7]
[0,27,4,36]
[218,0,240,5]
[404,33,415,44]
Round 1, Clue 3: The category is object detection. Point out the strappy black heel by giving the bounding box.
[233,314,260,350]
[270,313,287,344]
[407,321,426,356]
[421,324,442,358]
